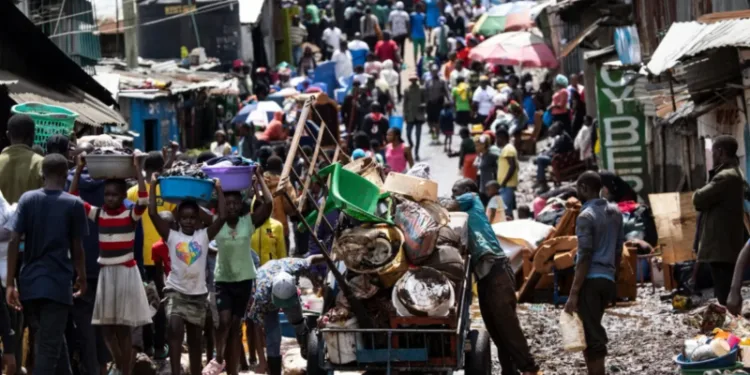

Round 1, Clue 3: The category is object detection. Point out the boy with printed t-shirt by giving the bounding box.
[148,175,227,375]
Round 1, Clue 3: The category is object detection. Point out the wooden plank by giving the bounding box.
[648,192,697,265]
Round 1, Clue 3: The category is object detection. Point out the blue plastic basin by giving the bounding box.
[675,347,739,370]
[159,176,214,203]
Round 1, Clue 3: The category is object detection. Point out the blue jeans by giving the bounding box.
[536,154,552,182]
[500,187,517,212]
[263,297,305,357]
[26,299,72,375]
[292,46,303,67]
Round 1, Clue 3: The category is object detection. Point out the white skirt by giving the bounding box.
[92,265,153,327]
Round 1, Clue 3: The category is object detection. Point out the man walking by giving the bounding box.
[565,171,624,375]
[388,1,409,61]
[693,135,745,306]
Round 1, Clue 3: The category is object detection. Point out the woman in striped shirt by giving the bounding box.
[69,152,152,375]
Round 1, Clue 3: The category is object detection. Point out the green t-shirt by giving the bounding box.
[214,215,257,282]
[452,86,472,112]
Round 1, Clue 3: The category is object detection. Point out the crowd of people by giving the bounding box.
[5,1,746,375]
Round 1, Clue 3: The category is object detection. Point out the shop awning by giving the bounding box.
[0,70,125,127]
[646,19,750,75]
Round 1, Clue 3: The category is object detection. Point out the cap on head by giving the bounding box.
[271,272,298,308]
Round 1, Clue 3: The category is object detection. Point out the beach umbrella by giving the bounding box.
[231,100,283,124]
[469,31,558,68]
[472,1,536,36]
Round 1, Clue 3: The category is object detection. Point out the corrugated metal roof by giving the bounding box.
[0,70,125,126]
[8,92,125,127]
[646,19,750,75]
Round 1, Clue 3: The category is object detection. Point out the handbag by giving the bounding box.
[542,109,553,127]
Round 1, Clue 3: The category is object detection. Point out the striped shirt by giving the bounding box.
[290,25,308,46]
[78,191,148,267]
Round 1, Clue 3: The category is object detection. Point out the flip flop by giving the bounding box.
[201,359,225,375]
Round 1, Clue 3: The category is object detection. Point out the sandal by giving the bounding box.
[201,358,225,375]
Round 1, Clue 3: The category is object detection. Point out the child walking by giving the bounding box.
[205,168,274,375]
[439,101,455,153]
[457,127,477,180]
[69,153,152,375]
[385,127,415,173]
[149,175,227,375]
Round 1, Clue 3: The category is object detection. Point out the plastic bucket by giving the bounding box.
[85,154,137,179]
[324,317,361,364]
[202,165,255,192]
[389,115,404,130]
[159,177,214,203]
[279,312,296,338]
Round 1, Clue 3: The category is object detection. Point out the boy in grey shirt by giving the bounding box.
[565,171,624,375]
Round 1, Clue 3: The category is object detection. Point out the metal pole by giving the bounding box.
[123,0,138,69]
[187,0,201,48]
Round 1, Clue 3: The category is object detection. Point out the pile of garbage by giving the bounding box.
[316,158,467,364]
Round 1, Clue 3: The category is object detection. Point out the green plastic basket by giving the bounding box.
[11,102,78,148]
[302,162,393,229]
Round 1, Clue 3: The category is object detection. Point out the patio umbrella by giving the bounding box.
[469,31,558,68]
[472,1,536,36]
[231,100,283,124]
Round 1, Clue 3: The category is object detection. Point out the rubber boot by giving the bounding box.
[291,320,309,359]
[267,356,282,375]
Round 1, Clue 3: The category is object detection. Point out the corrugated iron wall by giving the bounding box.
[635,0,749,59]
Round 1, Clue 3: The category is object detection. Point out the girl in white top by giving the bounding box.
[149,175,227,375]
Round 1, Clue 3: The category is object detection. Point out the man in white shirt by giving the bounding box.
[331,40,354,78]
[321,24,343,60]
[348,33,370,52]
[472,76,497,125]
[388,1,410,61]
[449,59,471,88]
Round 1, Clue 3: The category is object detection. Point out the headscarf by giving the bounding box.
[555,74,569,87]
[352,149,367,159]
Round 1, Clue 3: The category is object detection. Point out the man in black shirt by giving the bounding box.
[362,102,389,145]
[534,121,573,188]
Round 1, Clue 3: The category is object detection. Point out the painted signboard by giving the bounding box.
[595,66,650,196]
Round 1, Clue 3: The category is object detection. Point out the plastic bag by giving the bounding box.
[559,311,586,352]
[394,200,440,265]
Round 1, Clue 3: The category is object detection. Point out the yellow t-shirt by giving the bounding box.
[128,183,176,266]
[251,218,287,266]
[497,144,519,188]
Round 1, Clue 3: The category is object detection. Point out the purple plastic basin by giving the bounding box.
[202,165,256,192]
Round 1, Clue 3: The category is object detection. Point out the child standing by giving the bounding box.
[69,153,152,375]
[439,101,455,153]
[148,176,227,375]
[385,127,415,173]
[485,181,506,224]
[564,172,623,375]
[457,127,477,180]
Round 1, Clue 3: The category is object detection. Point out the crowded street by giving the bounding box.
[5,0,750,374]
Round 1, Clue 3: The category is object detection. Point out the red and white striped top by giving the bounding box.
[78,190,148,267]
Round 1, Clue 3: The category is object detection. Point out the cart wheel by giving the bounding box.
[464,329,491,375]
[306,331,327,375]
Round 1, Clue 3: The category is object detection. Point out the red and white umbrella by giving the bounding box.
[469,31,558,68]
